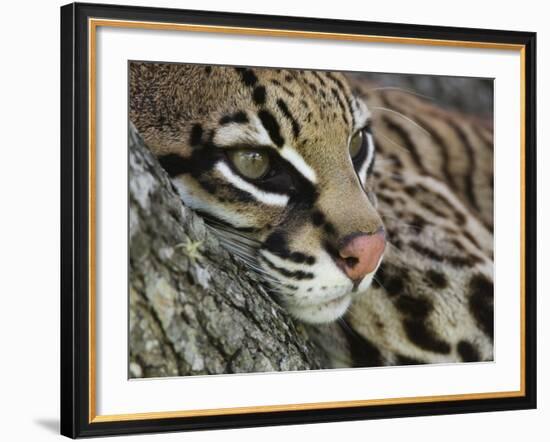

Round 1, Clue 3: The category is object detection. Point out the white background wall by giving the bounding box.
[0,0,546,440]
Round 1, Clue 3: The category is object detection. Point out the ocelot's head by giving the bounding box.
[130,62,385,324]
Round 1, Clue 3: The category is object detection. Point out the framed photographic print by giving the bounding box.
[60,2,537,438]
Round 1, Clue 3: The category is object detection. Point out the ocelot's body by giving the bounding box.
[130,62,494,367]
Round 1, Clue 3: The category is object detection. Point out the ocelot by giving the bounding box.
[130,62,493,367]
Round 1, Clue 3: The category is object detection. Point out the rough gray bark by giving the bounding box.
[128,124,327,378]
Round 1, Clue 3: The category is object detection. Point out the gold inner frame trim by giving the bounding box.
[88,17,527,424]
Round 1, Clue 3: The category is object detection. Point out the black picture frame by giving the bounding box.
[60,2,537,438]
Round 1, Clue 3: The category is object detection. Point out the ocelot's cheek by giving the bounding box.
[226,202,289,231]
[278,221,327,267]
[171,175,249,226]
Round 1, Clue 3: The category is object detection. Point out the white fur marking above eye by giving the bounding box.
[215,161,289,207]
[358,132,375,186]
[214,124,271,148]
[280,146,317,184]
[352,97,371,130]
[214,125,248,146]
[250,115,275,146]
[213,114,273,147]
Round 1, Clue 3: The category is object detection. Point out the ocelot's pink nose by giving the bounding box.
[338,230,386,283]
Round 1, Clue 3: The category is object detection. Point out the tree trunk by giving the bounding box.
[128,124,327,378]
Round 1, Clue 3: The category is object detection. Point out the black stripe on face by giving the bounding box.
[157,153,189,177]
[325,72,355,127]
[209,178,256,203]
[189,124,203,146]
[258,110,285,147]
[198,212,262,233]
[331,88,350,127]
[227,149,318,209]
[235,67,258,86]
[262,231,316,265]
[253,86,266,105]
[219,111,249,125]
[260,254,314,280]
[157,151,234,202]
[156,150,257,206]
[158,129,219,178]
[235,68,270,109]
[276,99,301,139]
[311,210,325,226]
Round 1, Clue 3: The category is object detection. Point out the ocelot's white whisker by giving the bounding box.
[370,106,431,138]
[205,223,290,289]
[366,86,436,102]
[205,226,257,259]
[380,216,424,232]
[205,221,261,245]
[205,225,309,293]
[375,132,413,156]
[216,236,255,256]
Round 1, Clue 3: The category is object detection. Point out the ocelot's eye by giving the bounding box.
[349,130,364,159]
[229,149,271,180]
